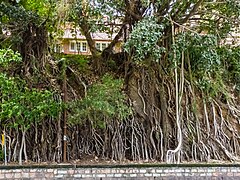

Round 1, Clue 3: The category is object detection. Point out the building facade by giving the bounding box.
[54,25,121,55]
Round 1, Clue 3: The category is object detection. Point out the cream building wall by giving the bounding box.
[54,25,122,55]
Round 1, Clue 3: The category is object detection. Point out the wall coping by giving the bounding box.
[0,163,240,170]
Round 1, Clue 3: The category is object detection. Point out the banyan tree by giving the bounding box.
[0,0,240,164]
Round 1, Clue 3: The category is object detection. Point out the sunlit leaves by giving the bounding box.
[0,49,61,130]
[0,74,61,130]
[0,49,22,67]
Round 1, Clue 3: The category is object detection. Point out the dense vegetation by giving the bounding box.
[0,0,240,164]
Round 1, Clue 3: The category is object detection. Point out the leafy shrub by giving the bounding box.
[218,46,240,92]
[0,49,22,67]
[0,49,62,130]
[0,73,61,130]
[68,74,132,129]
[174,33,220,73]
[124,17,165,62]
[55,54,89,73]
[172,33,226,97]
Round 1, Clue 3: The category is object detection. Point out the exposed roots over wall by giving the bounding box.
[1,65,240,164]
[126,66,240,163]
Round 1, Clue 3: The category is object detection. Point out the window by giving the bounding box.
[96,43,101,50]
[95,42,110,51]
[70,41,88,52]
[70,42,75,51]
[82,42,87,52]
[76,42,81,52]
[102,43,107,50]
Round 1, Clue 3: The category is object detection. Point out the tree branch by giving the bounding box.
[179,0,204,24]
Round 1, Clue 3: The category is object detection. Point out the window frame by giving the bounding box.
[81,42,87,52]
[95,42,110,51]
[70,41,76,52]
[69,41,88,52]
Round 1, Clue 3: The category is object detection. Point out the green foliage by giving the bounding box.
[175,33,220,74]
[200,0,240,38]
[20,0,53,18]
[218,46,240,92]
[0,73,61,130]
[71,0,123,33]
[124,17,165,62]
[0,0,60,48]
[55,54,89,73]
[0,48,61,130]
[0,49,22,67]
[173,33,226,97]
[68,74,132,129]
[0,2,39,26]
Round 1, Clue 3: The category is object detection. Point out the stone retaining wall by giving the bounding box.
[0,164,240,179]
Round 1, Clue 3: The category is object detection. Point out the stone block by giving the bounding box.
[91,168,97,173]
[84,169,91,174]
[221,168,228,173]
[21,172,30,178]
[14,169,22,173]
[138,173,145,177]
[22,169,30,173]
[119,169,126,173]
[152,173,161,177]
[206,168,215,173]
[190,168,198,173]
[106,173,114,177]
[129,174,137,177]
[67,169,75,175]
[0,174,5,179]
[82,174,93,178]
[54,174,64,178]
[73,174,82,178]
[234,173,240,176]
[44,173,54,178]
[197,168,206,173]
[5,173,14,179]
[145,168,155,173]
[140,169,147,173]
[35,172,45,178]
[95,173,106,178]
[30,169,38,173]
[226,172,234,176]
[150,168,156,173]
[75,169,85,174]
[125,169,133,173]
[205,173,213,176]
[47,169,54,173]
[58,170,68,174]
[132,168,139,173]
[144,173,153,177]
[155,169,163,173]
[101,169,111,174]
[230,168,239,173]
[114,173,122,177]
